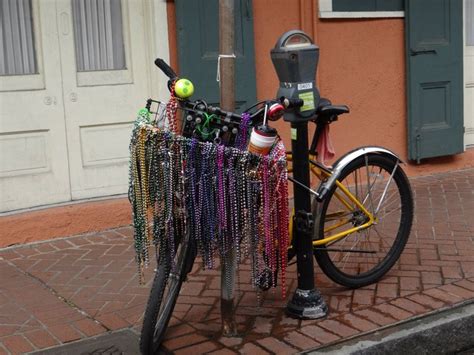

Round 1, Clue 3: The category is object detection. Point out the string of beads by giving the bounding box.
[129,109,289,295]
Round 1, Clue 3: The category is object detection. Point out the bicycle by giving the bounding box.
[137,59,414,354]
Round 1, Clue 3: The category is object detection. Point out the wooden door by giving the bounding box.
[56,0,151,200]
[0,0,71,212]
[175,0,256,111]
[406,0,464,161]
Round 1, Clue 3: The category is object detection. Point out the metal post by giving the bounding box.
[218,0,238,336]
[286,122,328,319]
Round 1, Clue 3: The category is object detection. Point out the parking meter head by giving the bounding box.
[270,30,320,122]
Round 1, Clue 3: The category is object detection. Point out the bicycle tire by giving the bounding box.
[140,231,194,355]
[314,154,413,288]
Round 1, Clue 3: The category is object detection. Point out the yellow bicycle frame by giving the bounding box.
[286,153,376,249]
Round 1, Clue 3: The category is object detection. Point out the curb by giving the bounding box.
[305,300,474,354]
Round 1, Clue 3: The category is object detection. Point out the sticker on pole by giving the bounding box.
[297,82,313,90]
[298,91,315,112]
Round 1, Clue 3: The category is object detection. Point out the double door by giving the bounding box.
[0,0,152,212]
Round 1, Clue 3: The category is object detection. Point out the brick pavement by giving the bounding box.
[0,168,473,354]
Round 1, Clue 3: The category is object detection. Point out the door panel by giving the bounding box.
[175,0,256,111]
[57,0,150,200]
[0,0,71,212]
[406,0,464,161]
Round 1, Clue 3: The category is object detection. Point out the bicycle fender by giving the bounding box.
[316,146,402,202]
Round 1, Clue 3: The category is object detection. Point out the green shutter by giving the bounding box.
[175,0,256,111]
[405,0,464,162]
[333,0,403,11]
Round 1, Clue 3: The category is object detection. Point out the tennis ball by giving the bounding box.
[174,78,194,99]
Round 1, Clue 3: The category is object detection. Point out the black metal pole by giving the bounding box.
[286,121,328,319]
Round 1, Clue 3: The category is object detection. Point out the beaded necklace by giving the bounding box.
[129,111,289,296]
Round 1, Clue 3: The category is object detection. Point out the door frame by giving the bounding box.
[464,0,474,147]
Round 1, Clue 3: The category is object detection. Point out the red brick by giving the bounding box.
[209,349,238,355]
[454,279,474,292]
[421,271,443,285]
[24,329,58,349]
[95,313,130,330]
[2,335,34,354]
[352,289,375,306]
[180,282,205,296]
[411,291,446,308]
[376,283,399,299]
[318,319,359,338]
[163,324,196,340]
[438,284,474,300]
[178,296,216,305]
[239,342,271,354]
[283,331,320,350]
[299,325,340,344]
[390,298,430,315]
[257,337,298,355]
[441,266,463,279]
[355,308,398,326]
[174,341,218,354]
[338,313,378,332]
[162,333,209,351]
[49,324,82,343]
[423,288,464,304]
[73,319,107,337]
[400,277,421,292]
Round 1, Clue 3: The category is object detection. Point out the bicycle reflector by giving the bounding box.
[270,30,320,122]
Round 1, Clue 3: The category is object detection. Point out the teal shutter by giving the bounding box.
[333,0,403,11]
[405,0,464,162]
[175,0,256,111]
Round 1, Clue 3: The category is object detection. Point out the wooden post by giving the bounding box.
[219,0,238,337]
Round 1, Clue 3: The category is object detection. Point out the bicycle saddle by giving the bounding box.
[316,98,350,116]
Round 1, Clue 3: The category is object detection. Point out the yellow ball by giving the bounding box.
[174,78,194,99]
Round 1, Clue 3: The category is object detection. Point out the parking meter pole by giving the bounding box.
[286,122,328,319]
[218,0,238,337]
[290,122,313,288]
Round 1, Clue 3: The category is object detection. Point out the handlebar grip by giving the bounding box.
[154,58,178,80]
[280,97,304,109]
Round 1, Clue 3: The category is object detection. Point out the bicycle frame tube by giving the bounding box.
[286,153,376,248]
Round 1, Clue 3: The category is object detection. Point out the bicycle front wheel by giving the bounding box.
[140,230,194,355]
[314,154,413,288]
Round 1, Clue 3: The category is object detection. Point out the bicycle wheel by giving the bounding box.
[314,154,413,288]
[140,230,194,355]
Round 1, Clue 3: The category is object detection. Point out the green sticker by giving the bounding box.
[291,128,297,140]
[299,91,315,112]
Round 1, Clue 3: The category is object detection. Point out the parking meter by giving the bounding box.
[272,30,328,319]
[270,30,320,122]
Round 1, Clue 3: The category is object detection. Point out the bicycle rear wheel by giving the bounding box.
[140,230,194,355]
[314,154,413,288]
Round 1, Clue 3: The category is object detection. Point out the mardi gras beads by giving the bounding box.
[129,116,289,296]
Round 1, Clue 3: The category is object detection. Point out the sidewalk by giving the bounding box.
[1,168,473,354]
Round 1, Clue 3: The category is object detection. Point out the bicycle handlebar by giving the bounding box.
[154,58,178,80]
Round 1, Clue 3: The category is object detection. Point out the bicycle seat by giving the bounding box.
[316,98,350,116]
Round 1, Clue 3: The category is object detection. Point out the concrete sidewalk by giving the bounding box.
[1,168,473,354]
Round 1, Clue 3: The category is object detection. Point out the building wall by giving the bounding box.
[3,1,473,247]
[249,0,474,175]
